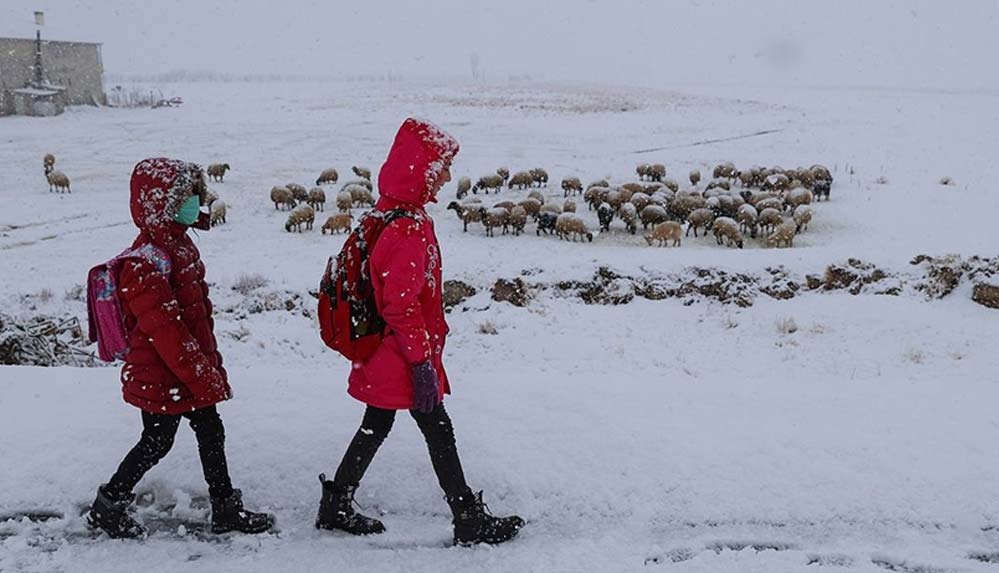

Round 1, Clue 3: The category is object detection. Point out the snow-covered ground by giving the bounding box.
[2,79,999,572]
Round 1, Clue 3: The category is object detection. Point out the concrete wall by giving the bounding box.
[0,37,105,112]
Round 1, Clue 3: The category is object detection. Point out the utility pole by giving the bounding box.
[33,11,45,85]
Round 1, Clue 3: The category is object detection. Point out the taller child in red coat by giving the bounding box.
[87,158,273,539]
[316,118,524,546]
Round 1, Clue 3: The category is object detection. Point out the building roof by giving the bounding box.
[0,36,102,46]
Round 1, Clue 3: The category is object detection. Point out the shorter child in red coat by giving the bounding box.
[87,158,273,539]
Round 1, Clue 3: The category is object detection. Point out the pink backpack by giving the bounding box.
[87,243,171,362]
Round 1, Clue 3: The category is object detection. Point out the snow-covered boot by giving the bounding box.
[210,489,274,534]
[315,474,385,535]
[87,485,146,539]
[447,490,524,546]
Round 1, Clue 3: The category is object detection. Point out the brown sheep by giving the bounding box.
[629,192,652,213]
[713,162,738,179]
[758,207,784,235]
[352,166,372,180]
[649,164,667,182]
[518,198,542,220]
[307,187,327,211]
[706,179,731,191]
[792,206,812,232]
[446,201,485,232]
[456,176,472,199]
[473,174,504,194]
[316,168,339,186]
[508,171,534,190]
[209,200,227,227]
[555,213,593,242]
[762,173,791,193]
[527,190,546,204]
[636,164,651,181]
[640,205,669,229]
[493,200,516,211]
[530,168,549,187]
[563,199,577,213]
[620,182,645,195]
[561,176,583,197]
[483,207,510,237]
[285,205,315,232]
[668,194,707,221]
[618,202,638,234]
[321,213,353,235]
[689,170,702,186]
[784,188,813,212]
[712,217,743,248]
[343,178,373,192]
[206,163,230,182]
[509,206,528,235]
[336,191,353,213]
[287,183,309,202]
[496,167,510,183]
[644,221,681,247]
[271,186,295,210]
[737,204,759,238]
[43,153,55,174]
[685,208,715,237]
[767,219,797,248]
[46,171,71,193]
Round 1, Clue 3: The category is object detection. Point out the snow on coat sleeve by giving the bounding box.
[118,258,223,397]
[371,218,432,365]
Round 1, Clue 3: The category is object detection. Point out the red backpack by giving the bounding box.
[318,208,414,361]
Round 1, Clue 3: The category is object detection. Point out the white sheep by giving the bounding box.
[767,219,797,248]
[712,216,743,248]
[644,221,681,247]
[285,205,315,232]
[456,176,472,199]
[307,187,327,211]
[210,200,227,227]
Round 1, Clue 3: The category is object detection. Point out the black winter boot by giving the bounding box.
[210,489,275,534]
[447,490,524,546]
[87,485,146,539]
[315,474,385,535]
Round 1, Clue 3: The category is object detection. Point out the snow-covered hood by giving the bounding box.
[129,158,207,246]
[377,118,459,206]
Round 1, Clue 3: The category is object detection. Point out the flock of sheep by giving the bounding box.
[445,162,833,248]
[36,153,832,250]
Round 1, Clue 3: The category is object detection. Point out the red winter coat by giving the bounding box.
[347,118,460,410]
[118,158,232,415]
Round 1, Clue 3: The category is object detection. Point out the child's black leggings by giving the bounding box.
[333,403,471,499]
[105,406,234,500]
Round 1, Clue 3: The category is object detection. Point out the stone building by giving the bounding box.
[0,35,106,116]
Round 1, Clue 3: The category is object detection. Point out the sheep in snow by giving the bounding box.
[644,221,682,247]
[530,168,549,187]
[536,211,558,236]
[271,186,296,210]
[321,213,353,234]
[456,176,472,199]
[640,205,669,229]
[352,166,372,180]
[472,174,504,194]
[561,176,583,197]
[316,168,339,186]
[767,219,797,248]
[712,216,743,248]
[685,208,715,237]
[47,171,71,193]
[209,200,227,227]
[206,163,230,182]
[508,171,534,190]
[555,213,593,242]
[446,201,485,232]
[285,205,315,232]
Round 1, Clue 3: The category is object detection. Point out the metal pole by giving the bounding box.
[34,29,44,85]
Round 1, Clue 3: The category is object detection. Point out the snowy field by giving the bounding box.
[2,79,999,572]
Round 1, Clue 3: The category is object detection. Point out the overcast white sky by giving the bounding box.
[2,0,997,90]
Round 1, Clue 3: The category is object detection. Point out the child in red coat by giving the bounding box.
[88,158,273,538]
[316,119,524,546]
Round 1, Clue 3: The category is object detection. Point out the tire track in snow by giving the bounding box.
[632,129,783,154]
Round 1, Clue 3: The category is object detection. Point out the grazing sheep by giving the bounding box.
[343,178,373,192]
[555,213,593,242]
[529,168,549,187]
[767,219,797,248]
[748,191,779,207]
[483,207,510,237]
[271,186,296,210]
[43,153,55,174]
[597,202,615,232]
[527,190,546,204]
[629,192,652,213]
[344,183,375,207]
[456,176,472,199]
[316,168,339,186]
[518,198,542,220]
[706,179,731,191]
[785,187,813,212]
[307,187,327,211]
[792,206,812,232]
[604,189,625,212]
[713,162,738,179]
[540,202,563,216]
[472,174,504,194]
[618,202,638,234]
[644,182,666,195]
[285,205,315,232]
[210,200,227,227]
[685,208,715,237]
[649,164,667,182]
[712,217,743,248]
[636,164,651,181]
[509,206,528,236]
[446,201,485,232]
[508,171,533,190]
[584,186,608,210]
[758,207,784,235]
[644,221,682,247]
[563,199,577,213]
[810,164,832,184]
[204,190,220,208]
[287,183,309,202]
[661,177,679,193]
[321,213,353,235]
[668,194,707,221]
[496,167,510,183]
[737,204,759,238]
[762,173,790,193]
[206,163,230,182]
[561,176,583,197]
[536,211,558,236]
[47,171,71,193]
[689,170,702,186]
[493,200,516,212]
[716,193,745,218]
[352,166,372,180]
[336,191,353,213]
[754,197,784,213]
[588,179,610,190]
[640,205,669,229]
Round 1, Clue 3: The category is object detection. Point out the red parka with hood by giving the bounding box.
[347,118,460,410]
[118,158,232,415]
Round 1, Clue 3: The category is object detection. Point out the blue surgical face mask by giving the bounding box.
[173,195,201,225]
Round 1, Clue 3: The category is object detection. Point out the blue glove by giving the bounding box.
[411,361,441,414]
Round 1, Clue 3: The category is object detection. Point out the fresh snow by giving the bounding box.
[2,79,999,572]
